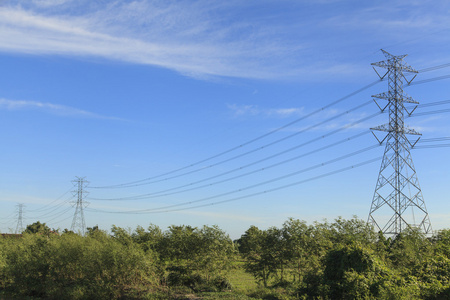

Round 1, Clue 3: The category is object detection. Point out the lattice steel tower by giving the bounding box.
[71,176,89,235]
[15,203,24,234]
[368,50,432,236]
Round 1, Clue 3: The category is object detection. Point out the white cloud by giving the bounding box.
[31,0,72,7]
[0,1,364,80]
[227,104,305,118]
[0,1,449,80]
[0,3,301,79]
[0,98,124,120]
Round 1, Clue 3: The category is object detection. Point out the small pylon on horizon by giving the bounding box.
[71,176,89,235]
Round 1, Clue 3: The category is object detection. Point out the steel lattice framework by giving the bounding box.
[71,176,89,235]
[368,50,432,236]
[15,203,24,234]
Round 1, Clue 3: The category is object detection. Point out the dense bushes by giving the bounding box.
[0,223,237,299]
[236,217,450,299]
[1,230,159,299]
[1,218,450,299]
[159,225,237,292]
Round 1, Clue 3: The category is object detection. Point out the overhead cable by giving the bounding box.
[92,100,375,191]
[91,80,381,189]
[413,144,450,149]
[89,128,375,201]
[27,188,73,213]
[408,74,450,86]
[417,63,450,73]
[87,156,381,214]
[88,144,381,214]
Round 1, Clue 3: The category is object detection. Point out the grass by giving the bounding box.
[228,260,259,293]
[165,260,266,299]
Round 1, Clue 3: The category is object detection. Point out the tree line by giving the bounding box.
[1,217,450,299]
[236,217,450,299]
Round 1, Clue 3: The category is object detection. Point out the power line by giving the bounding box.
[51,214,78,226]
[92,100,375,191]
[418,137,450,143]
[27,188,72,213]
[88,109,383,202]
[90,62,449,191]
[89,130,372,201]
[417,62,450,73]
[91,80,382,189]
[30,197,73,220]
[413,144,450,149]
[86,61,448,215]
[87,156,381,214]
[418,99,450,108]
[45,206,75,225]
[407,108,450,117]
[408,74,450,86]
[88,143,381,214]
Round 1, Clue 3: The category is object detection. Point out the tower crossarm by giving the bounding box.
[371,49,418,74]
[370,124,421,135]
[372,92,390,101]
[403,95,419,105]
[404,127,421,136]
[371,124,390,133]
[372,92,419,105]
[371,60,418,73]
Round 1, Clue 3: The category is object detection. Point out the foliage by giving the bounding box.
[236,217,450,299]
[160,224,237,291]
[1,229,159,299]
[23,221,52,236]
[1,218,450,299]
[237,225,273,287]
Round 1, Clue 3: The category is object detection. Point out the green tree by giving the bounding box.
[432,229,450,258]
[23,221,52,236]
[110,225,133,246]
[322,243,391,299]
[282,218,331,283]
[196,225,236,281]
[388,228,432,273]
[161,225,200,264]
[85,225,99,236]
[329,216,377,246]
[238,226,273,287]
[161,224,235,291]
[2,230,160,299]
[131,224,163,253]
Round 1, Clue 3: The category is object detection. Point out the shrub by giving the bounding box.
[2,232,159,299]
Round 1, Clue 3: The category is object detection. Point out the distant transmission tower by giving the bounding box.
[71,176,89,235]
[15,203,24,234]
[368,49,432,236]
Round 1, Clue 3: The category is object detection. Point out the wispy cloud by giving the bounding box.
[31,0,72,7]
[0,98,124,120]
[0,1,449,80]
[227,103,304,118]
[0,2,308,79]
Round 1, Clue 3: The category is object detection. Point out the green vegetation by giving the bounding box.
[1,217,450,299]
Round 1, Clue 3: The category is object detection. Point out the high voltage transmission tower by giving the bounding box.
[71,176,89,235]
[368,50,432,236]
[15,203,24,234]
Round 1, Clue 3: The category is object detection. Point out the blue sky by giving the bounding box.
[0,0,449,238]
